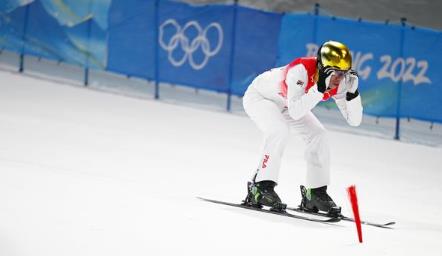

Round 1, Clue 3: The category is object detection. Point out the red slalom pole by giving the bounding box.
[347,185,363,243]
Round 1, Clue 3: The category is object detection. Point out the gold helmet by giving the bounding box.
[317,41,352,71]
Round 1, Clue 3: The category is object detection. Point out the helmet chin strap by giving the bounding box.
[316,54,323,71]
[325,75,332,89]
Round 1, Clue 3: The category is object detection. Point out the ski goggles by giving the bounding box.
[329,68,349,78]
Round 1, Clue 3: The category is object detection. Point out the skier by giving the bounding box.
[242,41,363,216]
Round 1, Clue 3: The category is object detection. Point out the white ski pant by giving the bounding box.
[243,87,330,189]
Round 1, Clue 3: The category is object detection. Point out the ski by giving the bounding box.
[286,206,395,229]
[198,197,341,224]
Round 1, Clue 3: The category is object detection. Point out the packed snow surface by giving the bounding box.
[1,71,441,256]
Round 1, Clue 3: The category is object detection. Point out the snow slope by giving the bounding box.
[1,70,441,256]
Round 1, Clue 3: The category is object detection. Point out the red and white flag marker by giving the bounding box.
[347,185,363,243]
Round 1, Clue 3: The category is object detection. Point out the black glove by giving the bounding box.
[345,70,359,101]
[346,89,360,101]
[317,67,334,93]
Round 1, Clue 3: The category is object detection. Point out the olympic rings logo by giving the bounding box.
[159,19,223,70]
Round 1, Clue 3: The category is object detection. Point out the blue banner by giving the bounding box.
[278,14,442,122]
[1,1,442,123]
[401,27,442,122]
[315,16,403,117]
[277,14,315,66]
[157,1,233,92]
[38,0,111,29]
[231,7,282,95]
[0,3,27,52]
[0,0,31,12]
[107,0,156,79]
[0,0,107,68]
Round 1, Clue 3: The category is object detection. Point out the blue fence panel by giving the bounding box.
[157,1,234,92]
[401,27,442,122]
[107,0,156,79]
[230,7,282,96]
[278,15,405,117]
[64,19,107,69]
[38,0,110,29]
[37,0,110,68]
[24,1,74,61]
[0,1,107,68]
[315,16,403,117]
[277,13,315,66]
[1,1,442,124]
[0,0,29,13]
[24,1,85,64]
[0,3,27,52]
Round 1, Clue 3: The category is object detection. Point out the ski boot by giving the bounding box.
[299,185,341,217]
[243,180,286,212]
